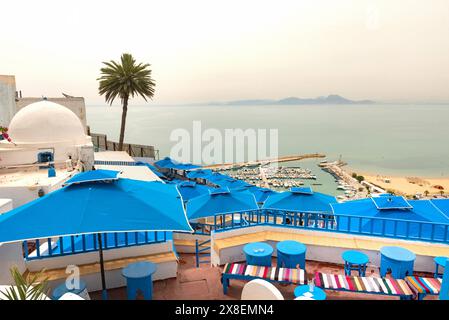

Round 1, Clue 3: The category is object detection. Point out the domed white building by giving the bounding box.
[0,100,94,169]
[8,100,89,145]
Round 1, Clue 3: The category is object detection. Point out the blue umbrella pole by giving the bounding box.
[97,233,108,300]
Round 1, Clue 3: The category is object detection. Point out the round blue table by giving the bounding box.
[243,242,273,267]
[122,261,157,300]
[276,240,307,269]
[434,256,449,279]
[52,279,87,300]
[380,246,416,278]
[342,250,369,276]
[294,285,326,300]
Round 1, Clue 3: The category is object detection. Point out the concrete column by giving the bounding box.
[0,75,17,127]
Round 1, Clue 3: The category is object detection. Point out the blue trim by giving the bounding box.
[187,209,449,244]
[195,239,211,267]
[24,231,169,261]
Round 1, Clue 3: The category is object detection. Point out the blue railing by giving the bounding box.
[203,209,449,244]
[195,239,211,267]
[23,231,168,260]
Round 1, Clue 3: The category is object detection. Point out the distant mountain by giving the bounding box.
[207,95,375,106]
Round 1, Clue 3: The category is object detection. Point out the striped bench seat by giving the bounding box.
[405,276,442,299]
[314,272,414,299]
[221,263,306,294]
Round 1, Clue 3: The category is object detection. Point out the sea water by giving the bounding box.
[87,104,449,195]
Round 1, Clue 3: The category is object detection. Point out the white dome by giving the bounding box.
[8,100,88,145]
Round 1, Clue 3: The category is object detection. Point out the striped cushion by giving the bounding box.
[223,263,305,284]
[315,272,413,296]
[405,276,442,295]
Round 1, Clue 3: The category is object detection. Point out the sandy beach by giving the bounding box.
[348,168,449,197]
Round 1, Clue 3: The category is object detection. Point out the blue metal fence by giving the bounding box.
[23,231,168,260]
[209,209,449,244]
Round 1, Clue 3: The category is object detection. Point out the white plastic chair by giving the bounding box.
[58,292,86,300]
[241,279,284,300]
[294,296,315,300]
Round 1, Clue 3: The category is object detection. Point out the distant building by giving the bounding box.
[0,75,87,132]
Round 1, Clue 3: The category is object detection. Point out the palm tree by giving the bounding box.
[98,53,156,151]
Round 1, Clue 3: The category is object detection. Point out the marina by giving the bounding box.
[222,166,318,190]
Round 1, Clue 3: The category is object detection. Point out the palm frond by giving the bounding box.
[0,266,49,300]
[97,53,156,105]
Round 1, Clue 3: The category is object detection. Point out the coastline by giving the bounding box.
[344,166,449,196]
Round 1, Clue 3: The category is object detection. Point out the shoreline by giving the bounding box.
[343,166,449,196]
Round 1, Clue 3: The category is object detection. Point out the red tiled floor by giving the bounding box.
[89,253,438,300]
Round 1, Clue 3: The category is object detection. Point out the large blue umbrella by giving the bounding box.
[331,197,449,238]
[186,169,213,180]
[203,172,228,182]
[154,156,176,169]
[431,199,449,218]
[251,188,279,204]
[186,188,258,219]
[234,185,279,205]
[154,157,200,171]
[176,181,213,202]
[0,170,192,298]
[262,187,336,213]
[215,178,250,190]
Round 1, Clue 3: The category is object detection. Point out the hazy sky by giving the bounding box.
[1,0,448,105]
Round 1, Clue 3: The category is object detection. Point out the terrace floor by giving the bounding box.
[89,253,438,300]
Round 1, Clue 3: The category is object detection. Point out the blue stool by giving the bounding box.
[380,246,416,279]
[243,242,273,267]
[276,240,306,269]
[434,256,449,279]
[122,261,157,300]
[52,279,87,300]
[342,250,369,276]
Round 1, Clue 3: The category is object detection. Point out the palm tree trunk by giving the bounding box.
[118,96,128,151]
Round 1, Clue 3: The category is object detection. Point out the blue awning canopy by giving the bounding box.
[215,178,250,190]
[262,187,336,213]
[251,187,279,204]
[291,186,314,195]
[331,197,449,238]
[154,157,174,168]
[203,172,228,184]
[64,169,120,186]
[186,169,213,179]
[371,196,413,210]
[186,189,258,219]
[431,199,449,218]
[0,172,193,244]
[154,157,200,171]
[176,181,213,201]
